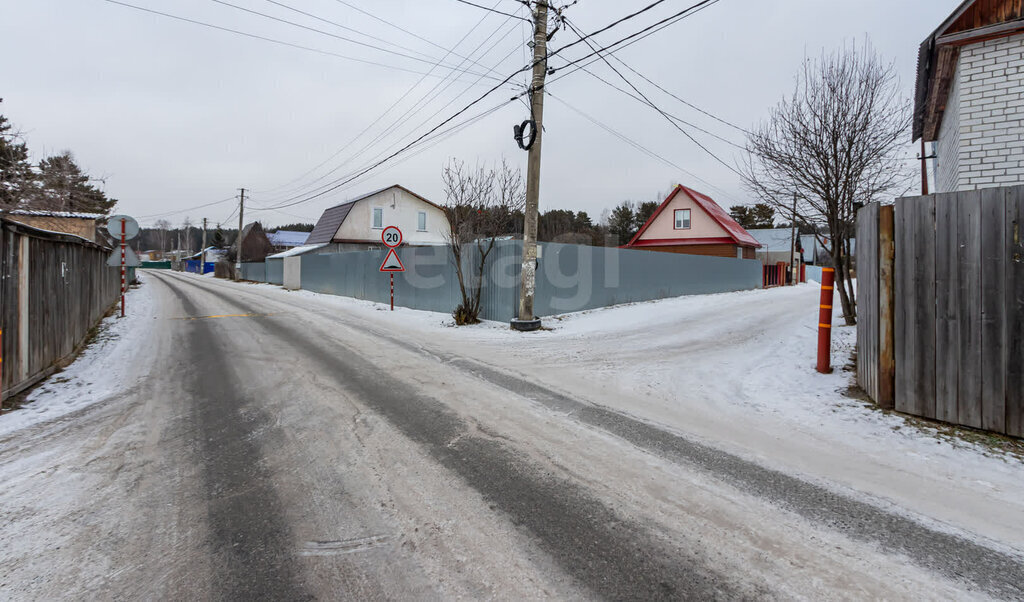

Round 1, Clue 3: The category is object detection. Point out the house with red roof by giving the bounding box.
[624,185,761,259]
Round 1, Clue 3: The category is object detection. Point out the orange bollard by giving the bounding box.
[816,268,835,373]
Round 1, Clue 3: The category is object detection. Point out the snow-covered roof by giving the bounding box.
[747,228,795,252]
[10,209,105,219]
[267,230,309,247]
[267,243,327,259]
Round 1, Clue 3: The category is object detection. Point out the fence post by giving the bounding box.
[817,267,835,373]
[878,205,896,408]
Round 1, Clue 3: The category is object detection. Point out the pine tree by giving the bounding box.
[30,151,117,214]
[0,109,35,209]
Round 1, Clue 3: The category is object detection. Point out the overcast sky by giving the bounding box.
[1,0,956,228]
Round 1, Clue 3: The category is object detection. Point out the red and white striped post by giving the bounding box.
[390,273,394,311]
[0,328,4,412]
[816,267,835,373]
[120,219,126,317]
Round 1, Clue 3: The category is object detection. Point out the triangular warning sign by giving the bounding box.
[379,248,405,272]
[107,246,142,267]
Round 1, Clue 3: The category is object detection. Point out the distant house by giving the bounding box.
[234,222,274,262]
[305,185,450,250]
[267,230,309,252]
[915,0,1024,192]
[7,210,105,243]
[746,228,828,265]
[624,185,761,259]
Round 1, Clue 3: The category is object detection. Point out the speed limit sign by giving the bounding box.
[381,226,403,248]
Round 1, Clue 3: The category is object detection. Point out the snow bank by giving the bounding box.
[0,277,155,437]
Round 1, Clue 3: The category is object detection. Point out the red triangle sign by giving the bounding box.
[379,248,405,272]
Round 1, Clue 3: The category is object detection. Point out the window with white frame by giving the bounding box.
[674,209,691,229]
[372,207,383,229]
[417,211,427,231]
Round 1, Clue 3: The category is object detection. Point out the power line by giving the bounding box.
[453,0,531,22]
[259,1,725,210]
[549,0,722,76]
[561,13,743,176]
[262,0,447,63]
[261,14,524,204]
[253,3,512,196]
[207,0,500,80]
[549,93,742,204]
[100,0,499,81]
[138,194,238,219]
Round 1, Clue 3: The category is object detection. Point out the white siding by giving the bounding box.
[934,61,961,193]
[946,33,1024,190]
[332,187,449,244]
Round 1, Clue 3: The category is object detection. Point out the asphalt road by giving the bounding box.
[1,270,1022,600]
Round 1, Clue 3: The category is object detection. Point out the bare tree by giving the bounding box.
[742,40,912,325]
[154,219,171,253]
[442,158,525,325]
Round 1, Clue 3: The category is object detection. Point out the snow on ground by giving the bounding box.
[225,277,1024,549]
[0,275,155,438]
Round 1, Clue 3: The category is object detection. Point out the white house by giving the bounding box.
[915,0,1024,193]
[305,185,449,249]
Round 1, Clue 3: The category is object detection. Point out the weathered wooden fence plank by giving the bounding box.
[980,187,1007,433]
[934,192,960,424]
[894,198,914,415]
[878,205,896,409]
[914,195,937,420]
[1006,187,1024,438]
[957,190,984,429]
[856,203,880,402]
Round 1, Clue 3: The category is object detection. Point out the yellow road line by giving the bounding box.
[172,313,276,321]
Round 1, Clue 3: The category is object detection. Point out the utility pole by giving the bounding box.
[235,188,246,280]
[512,0,548,332]
[201,217,208,272]
[789,191,798,285]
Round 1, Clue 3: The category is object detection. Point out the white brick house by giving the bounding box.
[914,0,1024,193]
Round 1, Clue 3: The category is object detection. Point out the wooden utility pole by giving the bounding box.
[201,217,208,271]
[920,139,930,196]
[235,188,246,280]
[512,0,548,332]
[789,192,798,285]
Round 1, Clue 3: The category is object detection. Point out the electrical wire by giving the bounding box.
[453,0,531,22]
[100,0,499,81]
[138,194,238,219]
[260,14,524,204]
[207,0,500,80]
[561,14,743,176]
[548,92,742,204]
[262,0,449,63]
[257,0,726,210]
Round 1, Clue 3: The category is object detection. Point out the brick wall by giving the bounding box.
[935,61,961,193]
[946,33,1024,190]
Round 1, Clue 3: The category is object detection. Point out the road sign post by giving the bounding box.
[106,215,140,318]
[379,226,405,311]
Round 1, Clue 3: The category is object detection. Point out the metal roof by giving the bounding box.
[267,230,309,247]
[306,203,355,244]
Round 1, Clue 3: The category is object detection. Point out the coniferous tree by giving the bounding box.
[29,151,117,214]
[0,108,34,209]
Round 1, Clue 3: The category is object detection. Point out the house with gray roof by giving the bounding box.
[306,185,450,251]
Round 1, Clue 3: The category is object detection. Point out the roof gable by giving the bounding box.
[306,184,440,244]
[914,0,1024,141]
[626,185,761,248]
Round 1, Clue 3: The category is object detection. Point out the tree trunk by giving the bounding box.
[833,250,856,326]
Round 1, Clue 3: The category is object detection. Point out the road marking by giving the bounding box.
[172,313,277,321]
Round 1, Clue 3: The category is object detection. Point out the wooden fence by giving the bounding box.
[857,186,1024,437]
[0,218,121,401]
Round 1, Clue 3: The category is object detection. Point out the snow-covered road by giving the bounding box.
[0,270,1021,599]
